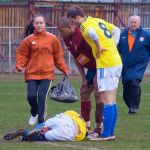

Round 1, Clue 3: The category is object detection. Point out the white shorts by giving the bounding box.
[44,113,76,141]
[97,65,122,92]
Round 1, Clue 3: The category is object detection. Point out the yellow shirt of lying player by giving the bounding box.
[80,16,122,68]
[64,110,87,141]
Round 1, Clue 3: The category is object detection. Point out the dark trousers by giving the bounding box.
[27,79,51,123]
[123,79,141,109]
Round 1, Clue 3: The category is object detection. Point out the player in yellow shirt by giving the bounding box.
[67,5,122,141]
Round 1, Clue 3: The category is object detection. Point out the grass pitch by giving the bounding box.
[0,73,150,150]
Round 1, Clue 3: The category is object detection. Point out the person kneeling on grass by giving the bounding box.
[3,110,87,142]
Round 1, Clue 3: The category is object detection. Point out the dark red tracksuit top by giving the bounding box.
[63,27,96,69]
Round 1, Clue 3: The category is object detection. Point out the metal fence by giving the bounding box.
[0,26,150,74]
[0,1,150,74]
[0,26,76,73]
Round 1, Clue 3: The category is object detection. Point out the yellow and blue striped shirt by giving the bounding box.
[80,16,122,68]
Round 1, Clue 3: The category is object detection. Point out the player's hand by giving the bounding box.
[40,126,49,134]
[96,50,101,58]
[64,70,71,77]
[96,47,107,58]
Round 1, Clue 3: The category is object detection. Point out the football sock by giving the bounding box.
[102,104,114,137]
[111,103,117,136]
[81,101,91,128]
[95,103,103,133]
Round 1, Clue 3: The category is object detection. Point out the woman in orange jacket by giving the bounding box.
[16,14,69,125]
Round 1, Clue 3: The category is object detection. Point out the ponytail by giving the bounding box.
[23,20,34,37]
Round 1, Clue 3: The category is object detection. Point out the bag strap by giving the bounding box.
[61,75,67,81]
[61,75,70,85]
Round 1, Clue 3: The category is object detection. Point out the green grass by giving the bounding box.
[0,73,150,150]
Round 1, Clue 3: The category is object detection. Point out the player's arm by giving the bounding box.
[88,28,107,58]
[53,37,70,74]
[111,26,121,46]
[117,32,122,55]
[16,38,30,72]
[104,21,121,46]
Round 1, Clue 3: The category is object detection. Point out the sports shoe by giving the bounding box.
[86,131,100,139]
[128,108,138,115]
[90,135,116,141]
[86,127,102,139]
[29,114,38,125]
[110,135,116,140]
[3,129,25,140]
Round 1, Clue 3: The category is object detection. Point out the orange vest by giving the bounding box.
[128,31,136,52]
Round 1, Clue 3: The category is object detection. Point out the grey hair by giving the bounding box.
[128,15,141,25]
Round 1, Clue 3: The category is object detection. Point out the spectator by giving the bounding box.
[16,14,69,125]
[57,16,103,134]
[67,5,122,141]
[3,110,87,142]
[118,15,150,114]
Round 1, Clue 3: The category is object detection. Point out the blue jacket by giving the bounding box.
[118,27,150,84]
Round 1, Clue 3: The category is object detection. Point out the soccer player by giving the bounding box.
[67,5,122,141]
[3,110,87,142]
[57,16,103,135]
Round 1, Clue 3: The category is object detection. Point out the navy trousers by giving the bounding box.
[27,79,51,123]
[123,79,141,109]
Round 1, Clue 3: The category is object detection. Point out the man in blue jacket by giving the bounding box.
[118,15,150,114]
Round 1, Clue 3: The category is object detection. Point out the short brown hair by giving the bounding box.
[57,16,72,28]
[67,5,85,18]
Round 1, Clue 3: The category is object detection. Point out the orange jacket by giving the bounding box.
[16,29,69,81]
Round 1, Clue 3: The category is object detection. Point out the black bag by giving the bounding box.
[50,75,78,103]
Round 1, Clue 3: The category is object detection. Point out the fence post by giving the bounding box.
[8,27,12,73]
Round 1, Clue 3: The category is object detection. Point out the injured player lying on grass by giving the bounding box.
[3,110,87,142]
[3,110,116,142]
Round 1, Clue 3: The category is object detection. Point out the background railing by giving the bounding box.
[0,26,76,73]
[0,26,150,74]
[0,1,150,74]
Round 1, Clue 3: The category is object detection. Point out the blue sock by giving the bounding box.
[111,103,117,136]
[35,122,45,130]
[102,104,114,137]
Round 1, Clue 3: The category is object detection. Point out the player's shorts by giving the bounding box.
[85,69,96,86]
[97,65,122,92]
[44,113,76,141]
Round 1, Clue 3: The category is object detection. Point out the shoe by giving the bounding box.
[110,135,116,140]
[86,131,100,139]
[128,108,138,114]
[90,135,116,141]
[3,129,25,140]
[29,114,38,125]
[86,127,102,139]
